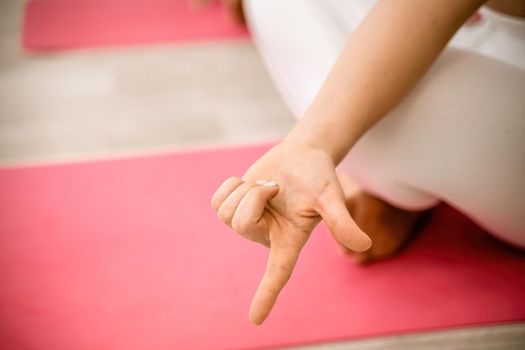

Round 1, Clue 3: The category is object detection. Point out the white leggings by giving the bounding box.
[245,0,525,248]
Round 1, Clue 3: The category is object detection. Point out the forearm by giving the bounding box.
[285,0,486,164]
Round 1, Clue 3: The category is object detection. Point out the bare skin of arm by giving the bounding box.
[287,0,486,163]
[212,0,486,325]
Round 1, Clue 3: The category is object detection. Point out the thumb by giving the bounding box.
[318,184,371,252]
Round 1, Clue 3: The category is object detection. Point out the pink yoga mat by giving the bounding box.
[0,144,524,349]
[23,0,249,51]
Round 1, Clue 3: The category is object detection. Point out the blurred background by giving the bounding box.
[1,0,524,349]
[0,0,294,166]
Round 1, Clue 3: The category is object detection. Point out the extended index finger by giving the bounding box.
[248,243,302,325]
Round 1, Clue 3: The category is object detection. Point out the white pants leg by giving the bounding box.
[245,0,525,248]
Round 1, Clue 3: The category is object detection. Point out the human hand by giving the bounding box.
[211,142,371,325]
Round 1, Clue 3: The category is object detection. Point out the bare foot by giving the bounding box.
[337,171,430,264]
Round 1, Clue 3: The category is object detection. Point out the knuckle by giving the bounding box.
[225,176,242,185]
[210,194,221,211]
[217,207,233,224]
[251,186,267,197]
[244,182,258,191]
[231,215,252,234]
[269,263,288,276]
[261,284,280,297]
[211,177,242,210]
[244,187,267,206]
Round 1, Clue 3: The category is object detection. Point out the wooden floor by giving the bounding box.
[1,1,524,349]
[0,1,295,165]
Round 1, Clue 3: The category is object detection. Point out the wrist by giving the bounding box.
[284,114,360,165]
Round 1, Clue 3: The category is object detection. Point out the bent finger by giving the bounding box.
[232,182,279,244]
[211,177,244,211]
[217,182,254,225]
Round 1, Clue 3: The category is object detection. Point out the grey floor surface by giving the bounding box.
[0,1,524,349]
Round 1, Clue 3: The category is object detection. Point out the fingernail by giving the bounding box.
[263,181,277,187]
[255,179,268,186]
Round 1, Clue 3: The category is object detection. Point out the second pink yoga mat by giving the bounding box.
[23,0,249,51]
[0,144,524,349]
